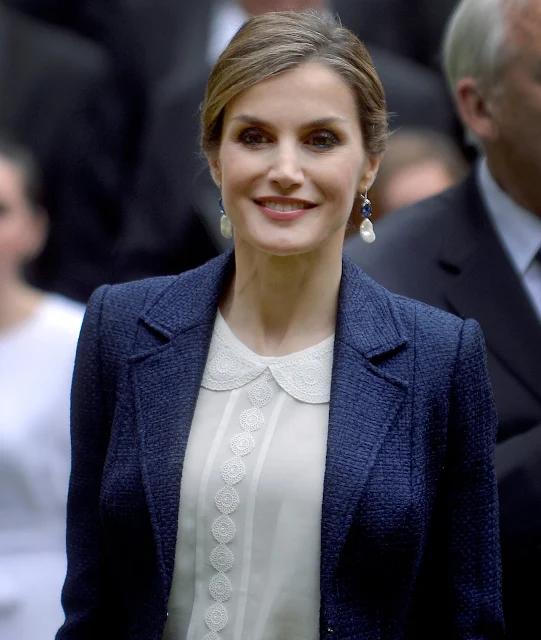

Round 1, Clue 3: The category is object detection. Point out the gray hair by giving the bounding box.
[443,0,529,94]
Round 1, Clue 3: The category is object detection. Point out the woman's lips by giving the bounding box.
[255,199,316,221]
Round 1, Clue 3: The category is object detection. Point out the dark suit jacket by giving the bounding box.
[345,172,541,639]
[57,252,503,639]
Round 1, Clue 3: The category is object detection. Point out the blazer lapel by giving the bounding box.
[321,258,409,586]
[129,251,234,595]
[440,174,541,404]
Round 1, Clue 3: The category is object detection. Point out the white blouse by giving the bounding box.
[164,312,334,640]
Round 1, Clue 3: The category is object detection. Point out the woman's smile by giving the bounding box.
[254,196,316,220]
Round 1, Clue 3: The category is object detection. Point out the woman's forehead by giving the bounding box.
[223,63,359,128]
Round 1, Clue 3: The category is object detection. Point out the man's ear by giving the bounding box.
[208,153,222,188]
[455,77,498,142]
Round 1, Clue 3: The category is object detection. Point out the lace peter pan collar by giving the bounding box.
[201,312,334,404]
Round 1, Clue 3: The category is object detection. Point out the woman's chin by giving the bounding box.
[242,233,320,258]
[235,224,346,258]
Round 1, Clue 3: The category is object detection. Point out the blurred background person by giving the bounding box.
[0,136,84,640]
[2,0,225,302]
[113,0,458,283]
[363,127,468,223]
[0,0,117,303]
[346,0,541,636]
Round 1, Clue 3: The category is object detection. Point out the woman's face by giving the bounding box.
[211,62,379,258]
[0,157,45,286]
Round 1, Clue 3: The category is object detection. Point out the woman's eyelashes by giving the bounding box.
[236,127,341,149]
[309,130,340,149]
[237,127,270,146]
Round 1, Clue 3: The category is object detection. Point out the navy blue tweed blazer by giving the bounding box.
[57,251,503,640]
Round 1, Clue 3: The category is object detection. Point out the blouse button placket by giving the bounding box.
[204,372,274,639]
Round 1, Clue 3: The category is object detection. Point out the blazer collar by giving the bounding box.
[140,250,234,340]
[436,172,541,404]
[140,250,407,359]
[336,254,407,358]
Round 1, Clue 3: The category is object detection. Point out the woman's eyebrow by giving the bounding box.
[231,115,348,127]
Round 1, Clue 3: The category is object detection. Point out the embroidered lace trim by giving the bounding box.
[203,373,274,639]
[201,313,334,403]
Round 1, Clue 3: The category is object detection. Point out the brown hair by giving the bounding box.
[201,9,388,159]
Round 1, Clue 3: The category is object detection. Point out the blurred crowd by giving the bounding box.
[0,0,540,638]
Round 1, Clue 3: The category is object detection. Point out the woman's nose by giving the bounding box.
[267,143,304,189]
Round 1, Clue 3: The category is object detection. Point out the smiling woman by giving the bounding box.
[56,10,503,640]
[211,62,373,260]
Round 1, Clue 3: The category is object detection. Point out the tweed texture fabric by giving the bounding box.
[56,251,503,640]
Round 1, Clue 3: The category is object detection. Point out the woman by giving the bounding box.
[57,10,503,640]
[0,137,85,639]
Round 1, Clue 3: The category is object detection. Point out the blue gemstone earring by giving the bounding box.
[359,188,375,243]
[219,198,233,239]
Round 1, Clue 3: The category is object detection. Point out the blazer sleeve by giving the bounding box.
[56,284,120,640]
[441,318,504,638]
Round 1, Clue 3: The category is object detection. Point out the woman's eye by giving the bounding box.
[308,131,339,148]
[239,129,270,146]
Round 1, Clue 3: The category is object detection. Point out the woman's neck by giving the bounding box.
[221,242,342,356]
[0,279,44,333]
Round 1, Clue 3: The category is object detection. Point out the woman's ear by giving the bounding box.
[360,154,382,192]
[208,153,222,188]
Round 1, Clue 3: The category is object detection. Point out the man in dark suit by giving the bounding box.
[114,0,457,282]
[346,1,541,636]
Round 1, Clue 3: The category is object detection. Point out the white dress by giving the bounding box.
[164,312,334,640]
[0,294,85,640]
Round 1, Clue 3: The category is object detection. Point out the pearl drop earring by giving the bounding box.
[359,189,375,243]
[219,198,233,239]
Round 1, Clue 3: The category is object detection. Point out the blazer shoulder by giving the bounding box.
[89,275,177,342]
[391,290,468,355]
[389,292,488,398]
